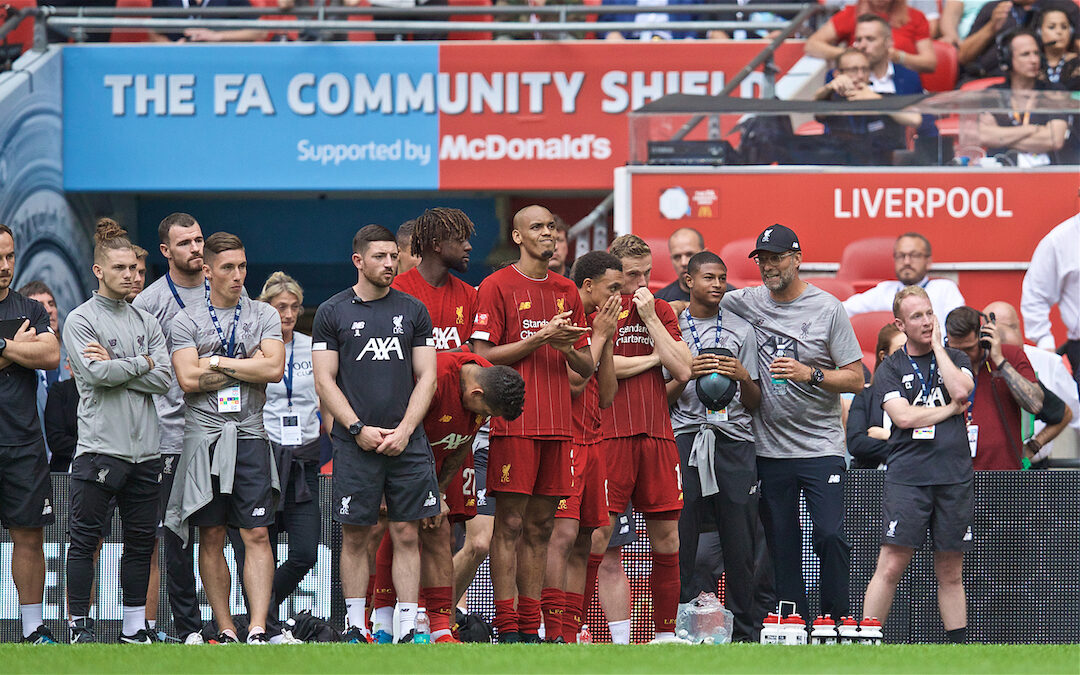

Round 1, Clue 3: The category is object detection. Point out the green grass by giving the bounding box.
[1,643,1077,674]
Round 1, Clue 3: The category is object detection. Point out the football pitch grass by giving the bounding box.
[1,643,1077,674]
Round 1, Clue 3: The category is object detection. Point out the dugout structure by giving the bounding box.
[1,471,1076,644]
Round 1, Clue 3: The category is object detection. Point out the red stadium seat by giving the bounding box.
[644,237,677,289]
[448,0,493,41]
[920,41,958,92]
[849,311,896,354]
[836,236,896,293]
[111,0,152,43]
[3,0,36,53]
[796,121,824,136]
[249,0,298,41]
[719,237,760,287]
[809,277,856,301]
[347,0,376,42]
[862,350,877,375]
[959,76,1005,91]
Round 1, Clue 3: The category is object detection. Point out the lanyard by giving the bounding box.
[165,273,209,310]
[903,344,936,404]
[684,308,721,354]
[207,295,241,358]
[284,340,295,409]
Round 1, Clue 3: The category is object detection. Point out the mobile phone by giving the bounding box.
[0,317,27,340]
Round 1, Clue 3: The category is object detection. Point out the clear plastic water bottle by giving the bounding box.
[579,624,592,644]
[414,607,431,644]
[771,346,788,395]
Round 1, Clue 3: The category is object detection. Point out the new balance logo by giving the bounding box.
[252,507,266,517]
[351,321,366,337]
[423,492,438,507]
[886,519,898,538]
[432,326,462,350]
[356,336,404,361]
[97,468,110,484]
[340,496,352,515]
[433,432,473,452]
[518,301,531,310]
[828,474,840,484]
[42,499,52,516]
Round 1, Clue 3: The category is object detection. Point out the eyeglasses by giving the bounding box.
[754,252,795,267]
[893,252,929,261]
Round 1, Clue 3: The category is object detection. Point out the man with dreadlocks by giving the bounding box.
[358,208,481,642]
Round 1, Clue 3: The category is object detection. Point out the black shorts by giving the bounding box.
[472,436,495,518]
[0,438,55,529]
[881,479,974,552]
[332,434,440,526]
[608,503,637,548]
[189,439,277,531]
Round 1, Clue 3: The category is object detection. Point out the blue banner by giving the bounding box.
[62,43,440,191]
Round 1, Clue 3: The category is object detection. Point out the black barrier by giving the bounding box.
[1,471,1077,643]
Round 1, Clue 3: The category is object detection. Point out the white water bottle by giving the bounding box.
[414,608,431,644]
[771,345,788,395]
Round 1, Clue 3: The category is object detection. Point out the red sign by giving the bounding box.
[436,41,805,190]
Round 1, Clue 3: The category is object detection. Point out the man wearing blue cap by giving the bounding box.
[721,224,864,623]
[666,251,763,641]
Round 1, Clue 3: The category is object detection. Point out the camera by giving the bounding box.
[979,312,996,350]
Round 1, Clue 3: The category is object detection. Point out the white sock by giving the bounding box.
[122,606,146,636]
[609,619,631,645]
[345,597,368,632]
[432,628,452,640]
[147,619,156,630]
[655,631,675,640]
[20,603,43,638]
[395,602,417,637]
[371,606,394,634]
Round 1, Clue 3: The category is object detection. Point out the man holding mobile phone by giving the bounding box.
[0,224,62,644]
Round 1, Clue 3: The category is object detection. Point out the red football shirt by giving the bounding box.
[971,344,1037,471]
[393,267,477,351]
[424,351,490,472]
[471,264,588,439]
[830,5,929,55]
[601,295,681,441]
[573,376,602,446]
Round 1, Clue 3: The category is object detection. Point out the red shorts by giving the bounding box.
[487,436,572,497]
[442,453,478,523]
[556,442,609,528]
[604,434,683,515]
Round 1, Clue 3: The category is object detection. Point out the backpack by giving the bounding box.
[285,610,342,643]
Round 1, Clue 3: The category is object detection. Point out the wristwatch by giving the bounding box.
[809,367,825,386]
[348,421,365,436]
[0,337,6,357]
[209,355,221,370]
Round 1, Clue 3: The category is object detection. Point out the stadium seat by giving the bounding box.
[249,0,298,41]
[3,0,35,53]
[644,237,676,292]
[795,121,824,136]
[959,76,1005,91]
[836,236,895,293]
[849,311,895,354]
[111,0,152,43]
[719,237,761,288]
[448,0,493,41]
[862,350,877,375]
[920,41,958,92]
[347,0,376,42]
[808,277,856,301]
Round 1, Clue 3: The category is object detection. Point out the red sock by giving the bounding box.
[650,552,680,634]
[372,533,396,610]
[422,586,453,633]
[493,598,518,636]
[541,587,563,640]
[517,596,542,635]
[365,576,375,607]
[584,553,603,611]
[562,591,584,643]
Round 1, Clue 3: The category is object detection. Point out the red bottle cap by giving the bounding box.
[813,616,835,627]
[764,613,781,625]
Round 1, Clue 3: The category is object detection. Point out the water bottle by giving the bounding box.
[771,346,788,395]
[414,607,431,644]
[579,624,592,644]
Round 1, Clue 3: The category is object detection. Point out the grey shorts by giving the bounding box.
[882,479,974,552]
[189,438,277,531]
[472,435,496,518]
[331,433,440,527]
[0,439,54,529]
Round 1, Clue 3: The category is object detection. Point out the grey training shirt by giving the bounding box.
[721,284,863,459]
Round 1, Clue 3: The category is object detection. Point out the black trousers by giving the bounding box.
[231,460,321,629]
[676,432,764,641]
[160,460,203,638]
[67,454,161,617]
[757,455,851,622]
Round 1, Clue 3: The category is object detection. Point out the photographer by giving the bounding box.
[944,306,1046,470]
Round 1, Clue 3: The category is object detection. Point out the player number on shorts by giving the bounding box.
[674,463,682,491]
[462,467,476,497]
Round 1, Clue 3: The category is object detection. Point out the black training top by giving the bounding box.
[0,291,52,444]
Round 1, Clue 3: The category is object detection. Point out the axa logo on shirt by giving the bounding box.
[357,336,405,361]
[433,326,462,350]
